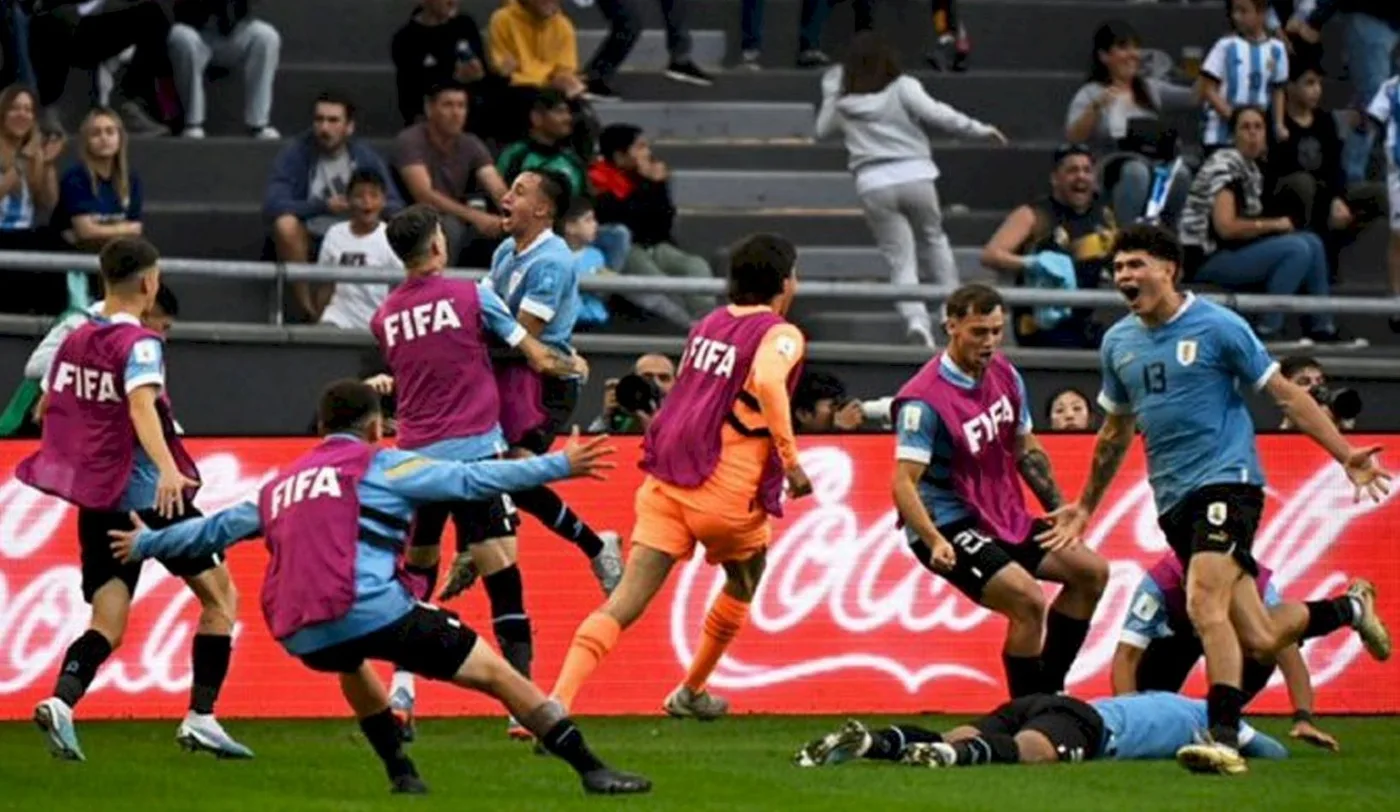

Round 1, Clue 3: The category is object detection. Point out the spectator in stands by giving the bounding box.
[497,90,588,195]
[391,0,506,142]
[738,0,834,70]
[925,0,970,73]
[1064,20,1196,223]
[1046,387,1095,432]
[1364,57,1400,331]
[0,84,65,315]
[53,107,142,252]
[560,199,614,329]
[791,370,867,433]
[1178,106,1350,344]
[586,0,713,99]
[265,91,401,319]
[394,82,507,265]
[315,169,403,329]
[589,352,676,433]
[2,3,38,90]
[1198,0,1289,151]
[167,0,282,139]
[816,32,1006,349]
[591,124,714,324]
[1277,354,1358,429]
[981,144,1118,350]
[488,0,585,98]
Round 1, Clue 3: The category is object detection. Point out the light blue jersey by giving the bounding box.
[1120,573,1282,649]
[1092,692,1287,761]
[1200,34,1288,146]
[488,230,580,354]
[1098,294,1276,514]
[127,435,571,654]
[894,354,1033,529]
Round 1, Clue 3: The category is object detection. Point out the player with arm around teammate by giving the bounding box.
[1039,224,1391,775]
[108,380,650,797]
[892,283,1108,698]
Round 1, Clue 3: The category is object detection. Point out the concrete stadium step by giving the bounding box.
[793,246,994,283]
[676,208,1005,250]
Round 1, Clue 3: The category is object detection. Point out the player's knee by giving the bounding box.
[722,559,766,602]
[1004,587,1048,629]
[1071,555,1110,599]
[1185,590,1230,630]
[405,545,439,568]
[271,214,306,242]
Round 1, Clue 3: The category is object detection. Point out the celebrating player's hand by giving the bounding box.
[926,538,956,572]
[785,465,813,499]
[364,374,394,394]
[1290,719,1340,752]
[1037,502,1089,551]
[155,467,197,519]
[571,351,590,383]
[562,426,617,481]
[108,511,149,564]
[1342,445,1392,503]
[833,399,865,431]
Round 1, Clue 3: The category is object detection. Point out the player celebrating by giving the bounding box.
[368,204,583,740]
[891,283,1108,697]
[1112,553,1387,751]
[551,233,811,719]
[19,237,249,761]
[1040,224,1392,775]
[108,380,651,796]
[793,691,1288,770]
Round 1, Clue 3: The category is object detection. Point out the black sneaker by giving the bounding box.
[582,768,653,795]
[584,77,620,102]
[795,50,832,69]
[1389,315,1400,334]
[665,60,714,87]
[390,774,429,794]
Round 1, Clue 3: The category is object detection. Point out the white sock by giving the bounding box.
[1348,596,1365,627]
[391,671,416,698]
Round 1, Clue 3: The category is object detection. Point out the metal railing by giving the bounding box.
[4,250,1398,323]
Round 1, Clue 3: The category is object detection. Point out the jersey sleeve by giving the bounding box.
[1097,335,1133,415]
[1238,724,1290,760]
[132,501,262,561]
[518,256,568,323]
[1366,80,1394,127]
[895,401,940,465]
[124,338,165,394]
[1270,39,1289,86]
[1012,367,1034,434]
[1119,576,1172,649]
[1201,37,1229,82]
[1215,309,1279,392]
[476,282,528,347]
[379,448,572,502]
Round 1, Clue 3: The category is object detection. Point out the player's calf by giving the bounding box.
[339,666,425,793]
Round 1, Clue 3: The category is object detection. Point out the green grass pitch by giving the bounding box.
[1,716,1398,811]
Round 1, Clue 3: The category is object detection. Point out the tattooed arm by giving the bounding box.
[519,335,586,378]
[1015,432,1063,512]
[1080,411,1135,515]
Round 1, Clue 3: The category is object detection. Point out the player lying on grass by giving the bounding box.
[794,692,1288,770]
[107,380,651,797]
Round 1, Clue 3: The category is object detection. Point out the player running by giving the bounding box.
[435,167,623,601]
[19,237,250,761]
[1040,224,1392,775]
[108,380,651,797]
[550,233,811,719]
[892,283,1108,697]
[793,691,1288,770]
[367,204,583,740]
[1112,553,1385,751]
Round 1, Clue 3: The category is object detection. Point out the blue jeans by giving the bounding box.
[741,0,831,52]
[1195,232,1335,336]
[593,223,632,272]
[5,2,35,87]
[1342,13,1400,183]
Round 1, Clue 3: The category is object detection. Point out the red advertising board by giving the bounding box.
[0,435,1396,719]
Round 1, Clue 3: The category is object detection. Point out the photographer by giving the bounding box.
[590,353,674,434]
[1279,355,1361,430]
[792,370,892,433]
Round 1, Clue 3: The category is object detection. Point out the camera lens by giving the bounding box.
[1331,388,1363,421]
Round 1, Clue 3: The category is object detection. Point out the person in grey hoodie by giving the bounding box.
[816,32,1006,348]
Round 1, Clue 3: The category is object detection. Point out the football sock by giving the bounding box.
[1303,596,1359,639]
[54,630,114,709]
[682,593,750,693]
[540,719,607,775]
[403,562,438,602]
[1240,658,1275,700]
[552,612,622,708]
[952,734,1019,765]
[1040,611,1090,693]
[866,725,943,761]
[513,486,605,558]
[1002,653,1044,698]
[359,708,417,779]
[484,565,532,679]
[1206,683,1247,749]
[189,633,232,714]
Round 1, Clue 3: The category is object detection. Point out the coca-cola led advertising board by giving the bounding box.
[0,436,1396,720]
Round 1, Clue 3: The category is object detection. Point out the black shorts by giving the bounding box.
[76,503,222,604]
[972,694,1106,763]
[1137,634,1277,703]
[513,376,580,456]
[1158,484,1264,577]
[298,604,479,680]
[409,495,518,551]
[909,518,1051,602]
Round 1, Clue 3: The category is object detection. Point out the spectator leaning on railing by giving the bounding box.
[167,0,282,139]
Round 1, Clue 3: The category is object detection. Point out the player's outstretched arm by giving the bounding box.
[1014,432,1063,513]
[1276,645,1340,751]
[385,430,616,504]
[519,334,587,378]
[1110,644,1144,695]
[1262,371,1392,502]
[109,501,263,563]
[1038,412,1134,549]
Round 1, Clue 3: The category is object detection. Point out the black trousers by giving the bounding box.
[587,0,693,79]
[28,0,173,109]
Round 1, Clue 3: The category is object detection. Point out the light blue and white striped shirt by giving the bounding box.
[1200,34,1288,146]
[0,160,34,230]
[1366,76,1400,169]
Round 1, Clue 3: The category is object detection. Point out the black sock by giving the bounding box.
[866,725,942,761]
[513,486,605,558]
[1206,683,1246,748]
[1040,611,1090,693]
[189,633,232,714]
[1002,653,1043,698]
[359,708,417,780]
[540,718,606,775]
[1240,659,1276,702]
[484,565,533,679]
[404,562,438,602]
[53,630,114,708]
[952,734,1019,766]
[1303,597,1356,639]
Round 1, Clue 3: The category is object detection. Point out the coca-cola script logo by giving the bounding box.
[670,445,1390,696]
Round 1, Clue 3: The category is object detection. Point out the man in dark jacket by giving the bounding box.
[391,0,508,143]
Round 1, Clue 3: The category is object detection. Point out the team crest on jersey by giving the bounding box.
[1176,340,1198,366]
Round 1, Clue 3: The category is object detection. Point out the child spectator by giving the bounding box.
[1199,0,1289,150]
[315,169,403,329]
[1365,69,1400,331]
[560,198,612,328]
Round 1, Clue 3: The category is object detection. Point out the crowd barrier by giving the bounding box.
[0,435,1396,720]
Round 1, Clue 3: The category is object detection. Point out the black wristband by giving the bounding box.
[1292,709,1314,723]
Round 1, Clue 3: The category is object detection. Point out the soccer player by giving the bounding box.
[368,204,583,740]
[18,238,249,762]
[107,380,650,797]
[891,283,1108,698]
[550,233,811,719]
[1040,223,1392,775]
[793,691,1288,770]
[1112,553,1384,751]
[438,167,623,601]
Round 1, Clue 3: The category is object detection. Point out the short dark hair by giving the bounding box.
[313,90,355,121]
[531,169,572,222]
[531,87,570,112]
[1280,355,1322,380]
[98,237,159,286]
[317,379,382,435]
[154,284,179,318]
[1115,223,1184,271]
[793,371,848,415]
[425,82,467,102]
[1053,143,1093,167]
[347,168,386,195]
[563,197,593,222]
[727,233,795,306]
[1045,387,1091,421]
[945,283,1004,319]
[1229,105,1267,134]
[385,204,441,266]
[599,124,642,162]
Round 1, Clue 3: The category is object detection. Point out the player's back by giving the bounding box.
[1091,692,1208,760]
[1100,296,1269,513]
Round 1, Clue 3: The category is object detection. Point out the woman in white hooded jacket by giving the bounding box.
[816,33,1006,347]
